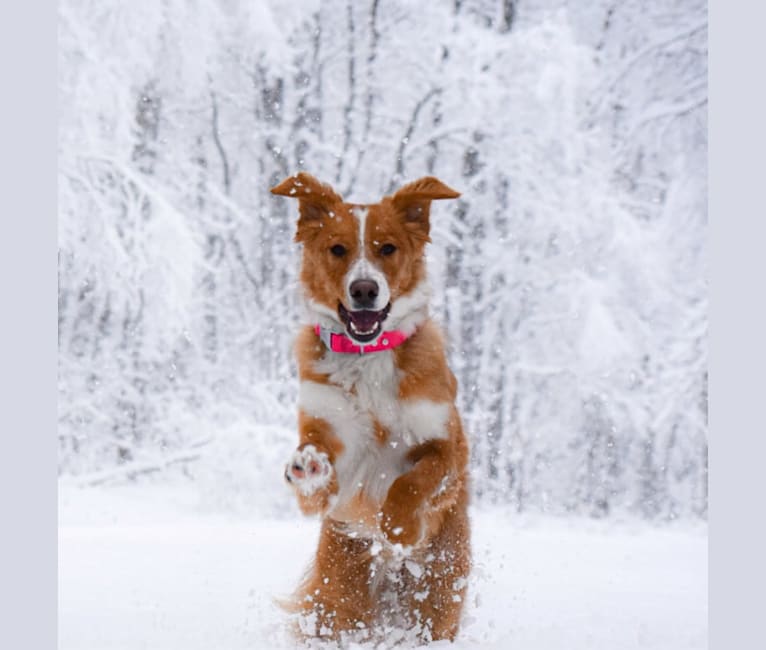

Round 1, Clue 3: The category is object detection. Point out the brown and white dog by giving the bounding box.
[271,173,471,643]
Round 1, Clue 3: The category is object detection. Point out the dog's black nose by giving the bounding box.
[350,279,379,308]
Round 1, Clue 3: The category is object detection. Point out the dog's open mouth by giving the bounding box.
[338,302,391,343]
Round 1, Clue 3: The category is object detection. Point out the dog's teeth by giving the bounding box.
[350,321,377,335]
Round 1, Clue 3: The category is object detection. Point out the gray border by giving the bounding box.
[710,1,765,649]
[0,2,57,648]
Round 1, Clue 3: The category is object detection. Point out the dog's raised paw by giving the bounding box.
[284,445,333,495]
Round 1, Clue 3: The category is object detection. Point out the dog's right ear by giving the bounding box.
[271,172,343,241]
[389,176,460,243]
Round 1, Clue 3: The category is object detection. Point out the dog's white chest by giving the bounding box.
[320,350,400,427]
[299,351,449,513]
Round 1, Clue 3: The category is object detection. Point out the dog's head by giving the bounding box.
[271,173,460,343]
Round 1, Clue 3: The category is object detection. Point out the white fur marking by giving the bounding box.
[304,297,339,328]
[355,205,368,254]
[400,399,451,445]
[386,278,431,335]
[299,380,366,431]
[346,207,391,312]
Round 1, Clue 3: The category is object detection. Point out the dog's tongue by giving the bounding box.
[349,310,380,331]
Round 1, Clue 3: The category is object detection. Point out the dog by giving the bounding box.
[270,172,471,643]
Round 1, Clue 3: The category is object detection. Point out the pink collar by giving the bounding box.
[314,324,410,354]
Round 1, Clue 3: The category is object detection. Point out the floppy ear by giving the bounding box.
[390,176,460,238]
[270,172,343,240]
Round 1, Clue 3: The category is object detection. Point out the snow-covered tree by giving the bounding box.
[58,0,706,519]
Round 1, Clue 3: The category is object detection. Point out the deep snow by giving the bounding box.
[58,484,707,649]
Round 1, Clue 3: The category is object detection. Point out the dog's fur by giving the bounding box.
[271,173,471,643]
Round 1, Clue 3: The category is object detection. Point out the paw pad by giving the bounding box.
[284,445,332,495]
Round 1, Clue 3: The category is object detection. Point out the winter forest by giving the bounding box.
[58,0,707,522]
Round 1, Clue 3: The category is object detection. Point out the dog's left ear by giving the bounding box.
[390,176,460,239]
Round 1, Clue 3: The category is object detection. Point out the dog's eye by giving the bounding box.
[380,243,397,256]
[330,244,347,257]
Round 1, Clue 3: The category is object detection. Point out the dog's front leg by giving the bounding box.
[380,438,455,546]
[284,412,342,516]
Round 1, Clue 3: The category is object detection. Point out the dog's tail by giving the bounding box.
[273,557,315,613]
[272,560,319,643]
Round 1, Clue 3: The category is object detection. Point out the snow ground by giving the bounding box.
[58,485,707,650]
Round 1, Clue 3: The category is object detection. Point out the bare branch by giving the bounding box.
[66,438,212,487]
[210,88,231,194]
[387,87,442,192]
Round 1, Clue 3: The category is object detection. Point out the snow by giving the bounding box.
[59,484,707,649]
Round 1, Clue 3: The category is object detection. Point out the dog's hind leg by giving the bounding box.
[402,502,472,642]
[291,519,377,640]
